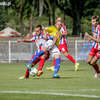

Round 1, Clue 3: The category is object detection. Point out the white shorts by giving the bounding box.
[44,40,53,50]
[50,46,60,57]
[44,40,60,57]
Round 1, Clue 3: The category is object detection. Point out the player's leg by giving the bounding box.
[25,48,47,72]
[87,48,100,78]
[59,43,79,71]
[90,56,100,71]
[52,58,56,67]
[46,57,55,71]
[51,46,61,78]
[26,40,53,68]
[90,56,100,78]
[53,54,61,78]
[19,53,41,79]
[90,51,100,78]
[24,57,41,79]
[87,47,95,64]
[37,53,49,76]
[87,55,94,64]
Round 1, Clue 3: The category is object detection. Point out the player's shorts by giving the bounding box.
[44,39,60,57]
[44,40,53,50]
[50,46,60,57]
[89,47,100,58]
[59,43,68,53]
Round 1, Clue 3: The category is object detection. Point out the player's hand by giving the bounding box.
[17,39,23,42]
[51,44,55,50]
[85,32,91,41]
[85,32,89,37]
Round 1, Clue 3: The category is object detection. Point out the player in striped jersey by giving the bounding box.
[47,17,79,71]
[85,16,100,78]
[18,25,49,79]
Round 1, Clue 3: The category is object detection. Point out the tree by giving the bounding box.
[10,0,39,34]
[44,0,57,25]
[39,0,44,16]
[10,0,26,34]
[0,0,10,30]
[57,0,100,36]
[0,8,6,30]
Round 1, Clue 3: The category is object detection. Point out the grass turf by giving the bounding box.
[0,62,100,100]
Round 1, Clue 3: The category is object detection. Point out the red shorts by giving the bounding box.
[89,47,100,58]
[59,43,68,53]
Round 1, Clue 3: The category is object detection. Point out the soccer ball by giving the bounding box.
[30,67,38,77]
[45,40,53,50]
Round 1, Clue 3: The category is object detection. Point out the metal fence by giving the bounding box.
[0,40,90,63]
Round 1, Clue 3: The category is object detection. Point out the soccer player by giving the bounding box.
[85,16,100,78]
[18,25,49,79]
[47,17,79,71]
[26,23,62,78]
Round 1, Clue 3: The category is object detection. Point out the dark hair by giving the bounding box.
[92,16,99,22]
[35,25,42,30]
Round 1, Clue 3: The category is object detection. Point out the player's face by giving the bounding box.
[56,21,62,30]
[56,18,62,23]
[91,19,98,27]
[35,27,41,35]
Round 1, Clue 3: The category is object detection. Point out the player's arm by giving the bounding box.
[85,32,100,42]
[43,29,48,40]
[17,36,35,42]
[18,38,33,42]
[45,26,52,33]
[52,36,57,48]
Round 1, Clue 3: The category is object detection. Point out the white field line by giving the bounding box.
[0,91,100,98]
[35,89,100,92]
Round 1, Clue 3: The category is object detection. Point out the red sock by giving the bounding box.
[31,55,40,65]
[38,58,45,71]
[93,64,100,73]
[25,68,29,78]
[32,57,40,65]
[45,51,50,60]
[66,54,76,64]
[53,58,56,67]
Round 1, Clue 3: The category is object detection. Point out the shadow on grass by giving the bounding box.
[62,69,87,72]
[31,76,79,80]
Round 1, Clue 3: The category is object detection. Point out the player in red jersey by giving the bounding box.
[85,16,100,78]
[47,17,79,71]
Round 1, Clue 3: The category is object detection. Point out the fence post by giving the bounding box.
[8,40,11,63]
[75,40,78,63]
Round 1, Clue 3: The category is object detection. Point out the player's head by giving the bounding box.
[91,16,99,27]
[35,25,42,35]
[55,21,62,30]
[56,17,63,23]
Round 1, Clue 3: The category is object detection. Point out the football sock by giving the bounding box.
[38,57,45,71]
[66,54,76,64]
[93,64,100,73]
[54,58,61,75]
[53,58,56,67]
[25,68,29,78]
[31,54,40,65]
[29,50,45,65]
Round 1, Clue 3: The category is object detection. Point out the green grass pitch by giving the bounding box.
[0,62,100,100]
